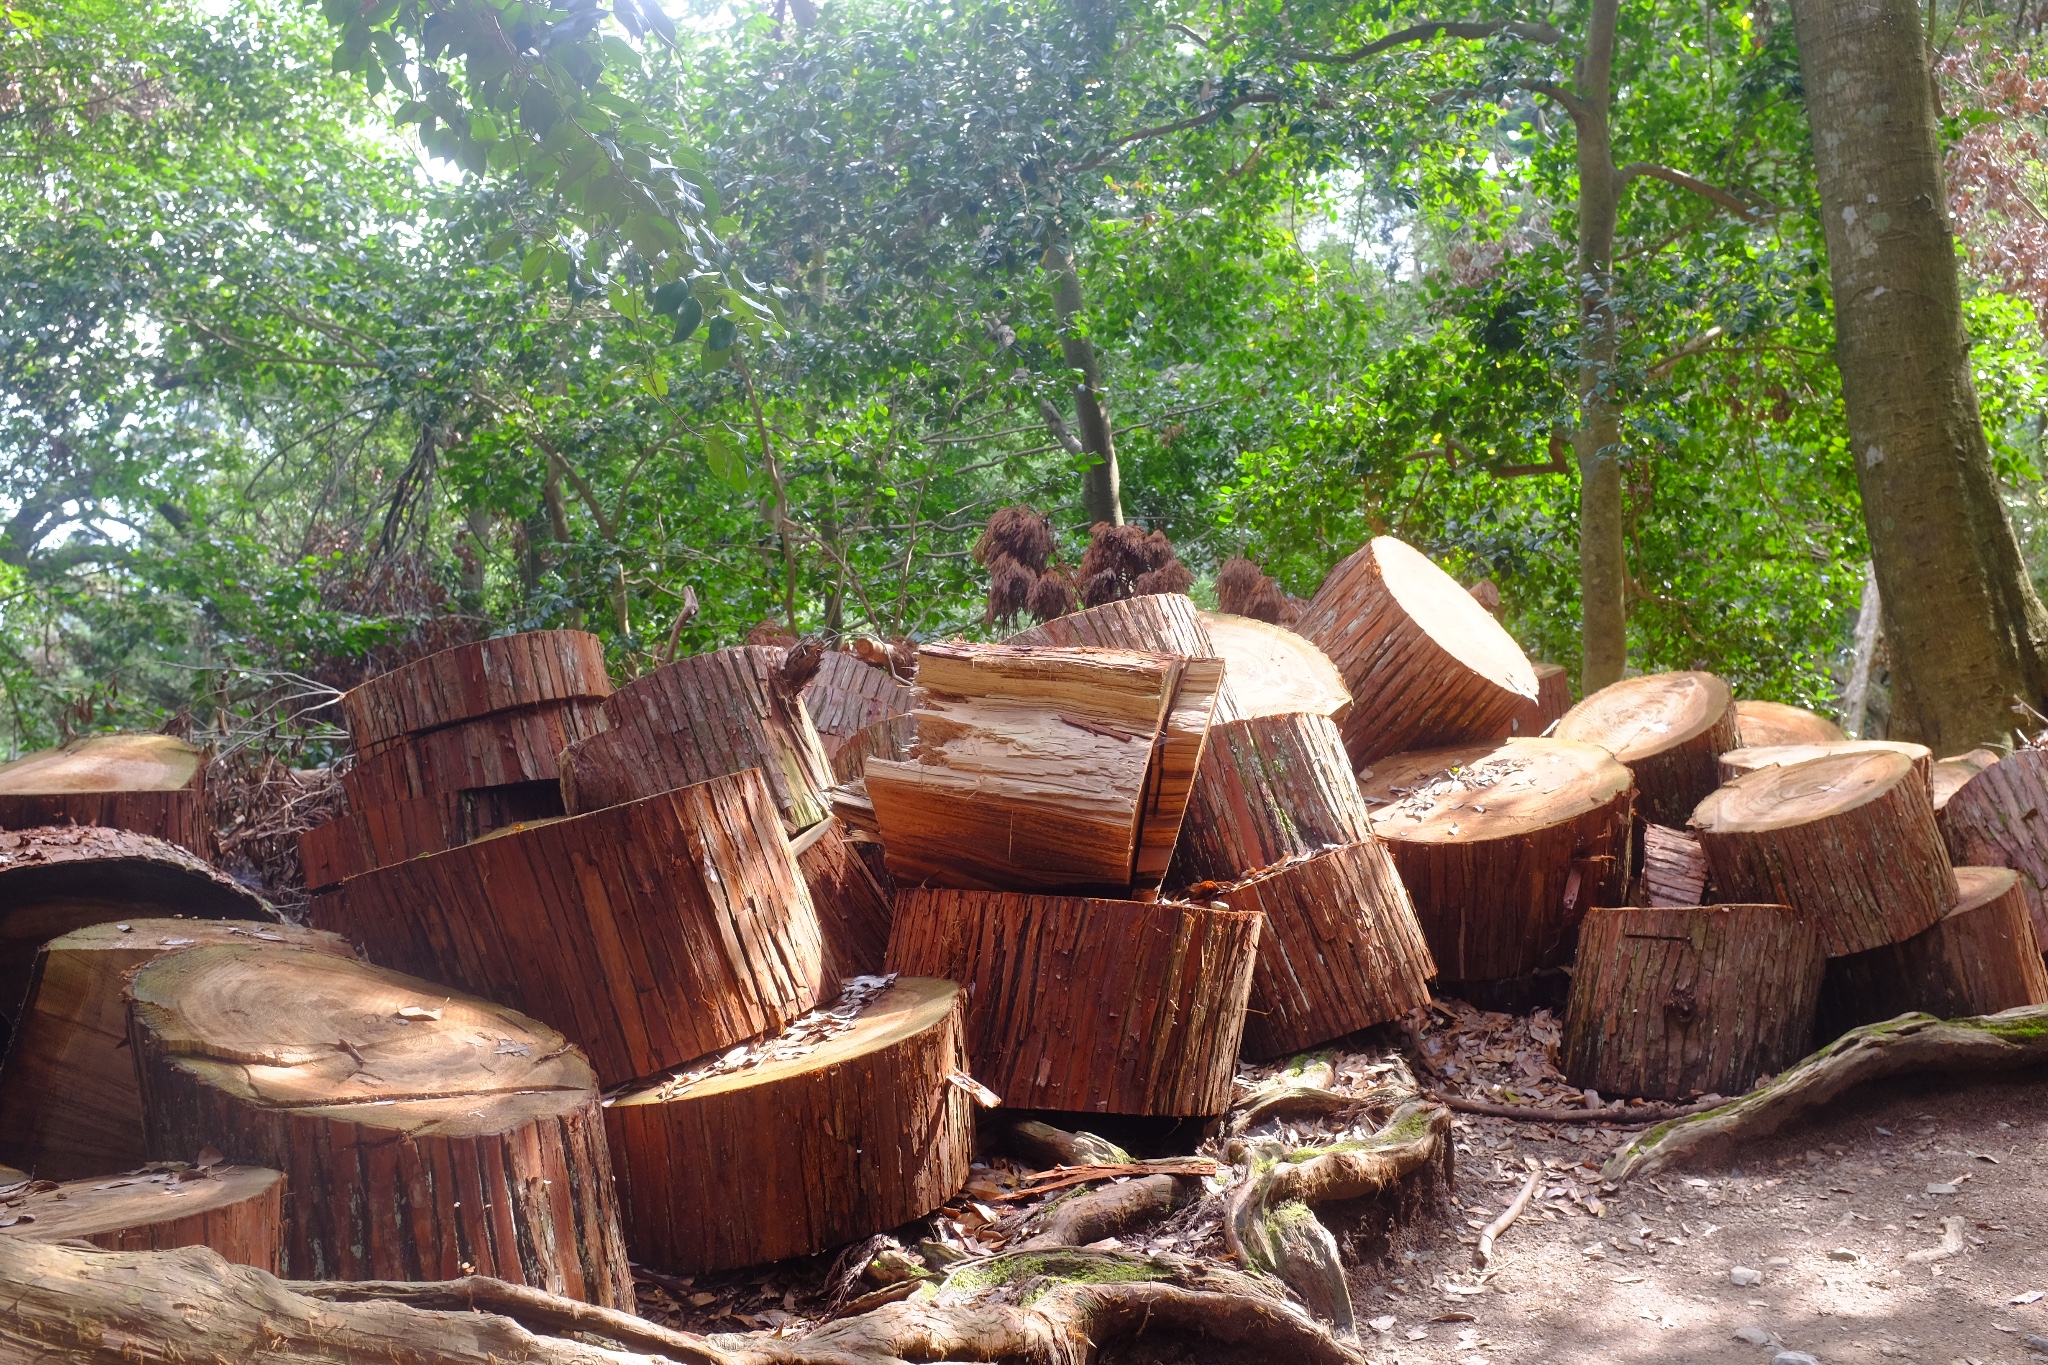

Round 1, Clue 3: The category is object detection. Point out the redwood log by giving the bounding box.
[1560,903,1824,1101]
[339,630,612,751]
[1735,700,1847,748]
[1507,662,1572,738]
[830,713,918,784]
[1295,536,1539,766]
[801,650,917,762]
[788,817,892,982]
[342,699,605,808]
[1224,842,1436,1061]
[887,889,1260,1115]
[1933,746,2048,944]
[1931,747,2001,823]
[129,944,633,1306]
[1007,591,1212,655]
[0,1164,284,1270]
[299,782,565,891]
[606,977,974,1274]
[1133,656,1225,894]
[311,770,823,1087]
[1359,738,1635,984]
[1718,740,1932,796]
[1692,749,1957,956]
[1195,611,1351,725]
[1166,713,1372,890]
[1556,671,1738,825]
[0,734,212,859]
[0,920,354,1180]
[1638,824,1711,908]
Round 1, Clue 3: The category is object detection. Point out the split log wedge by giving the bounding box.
[1639,824,1710,907]
[1556,671,1737,825]
[1692,749,1956,956]
[0,1164,283,1269]
[1196,610,1351,725]
[299,783,564,891]
[339,629,612,751]
[1560,903,1824,1100]
[1167,712,1372,890]
[1133,656,1225,893]
[1718,740,1932,796]
[0,734,212,859]
[605,977,974,1274]
[1507,662,1571,738]
[129,943,633,1306]
[1735,700,1847,748]
[789,817,892,982]
[1932,746,2048,945]
[342,699,606,808]
[888,889,1261,1115]
[801,651,916,763]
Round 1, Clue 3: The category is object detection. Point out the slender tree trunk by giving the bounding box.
[1044,236,1124,526]
[1790,0,2048,750]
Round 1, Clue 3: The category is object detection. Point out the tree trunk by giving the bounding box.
[1044,237,1122,526]
[1931,746,2048,944]
[0,734,212,860]
[800,651,915,765]
[129,943,633,1306]
[2,1164,284,1270]
[1167,712,1373,891]
[299,782,564,891]
[1196,610,1352,726]
[341,700,605,808]
[1735,700,1847,748]
[788,816,893,982]
[1790,0,2048,751]
[1555,671,1738,825]
[1638,824,1711,908]
[339,630,612,752]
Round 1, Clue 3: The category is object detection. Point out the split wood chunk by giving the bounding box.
[1507,662,1572,738]
[1133,656,1225,893]
[0,920,354,1180]
[1359,739,1635,984]
[1560,903,1824,1101]
[342,700,605,808]
[1556,671,1738,825]
[1166,713,1372,891]
[801,650,916,762]
[1692,749,1957,956]
[606,976,974,1274]
[789,818,892,982]
[560,646,836,834]
[1196,611,1351,725]
[888,889,1261,1115]
[129,944,633,1305]
[0,734,211,859]
[339,630,612,751]
[1639,824,1711,908]
[1718,740,1932,796]
[1817,866,2048,1038]
[1224,841,1436,1061]
[299,782,564,891]
[1933,746,2048,944]
[1931,747,2001,819]
[311,770,823,1087]
[1295,536,1539,767]
[830,712,917,784]
[0,1164,284,1270]
[1735,700,1848,748]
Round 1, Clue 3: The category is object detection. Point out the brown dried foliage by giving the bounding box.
[973,506,1055,575]
[1941,43,2048,336]
[1215,558,1288,623]
[1077,523,1189,608]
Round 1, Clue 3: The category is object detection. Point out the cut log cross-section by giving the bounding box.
[1166,712,1373,891]
[788,818,893,982]
[1718,740,1933,797]
[1196,611,1351,725]
[1638,825,1711,908]
[888,889,1261,1115]
[0,1165,284,1270]
[129,944,633,1306]
[0,920,354,1180]
[1934,747,2048,945]
[1561,903,1825,1101]
[0,734,212,859]
[338,629,612,752]
[606,976,974,1275]
[341,700,605,809]
[1556,671,1738,826]
[1295,535,1539,766]
[801,651,917,763]
[1692,749,1957,957]
[1735,700,1848,748]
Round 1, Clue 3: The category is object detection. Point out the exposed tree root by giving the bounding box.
[1428,1091,1709,1125]
[1018,1173,1199,1249]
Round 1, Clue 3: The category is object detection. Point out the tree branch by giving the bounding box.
[1522,79,1592,126]
[1616,162,1773,219]
[1647,325,1726,381]
[1063,93,1281,173]
[1286,17,1563,65]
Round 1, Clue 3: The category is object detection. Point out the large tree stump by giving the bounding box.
[0,734,212,859]
[311,770,823,1087]
[1692,748,1956,956]
[339,630,612,751]
[129,944,633,1306]
[1718,740,1932,796]
[1638,824,1711,907]
[1166,713,1373,890]
[1735,700,1847,748]
[789,818,892,982]
[342,700,605,808]
[801,650,917,763]
[606,976,974,1274]
[1294,536,1539,766]
[1932,746,2048,945]
[1560,903,1824,1101]
[1816,865,2048,1038]
[560,646,835,833]
[1223,842,1436,1060]
[0,1164,284,1270]
[299,783,564,892]
[1359,738,1635,985]
[1195,611,1351,725]
[0,920,354,1180]
[1555,671,1738,825]
[1507,662,1572,738]
[888,889,1261,1114]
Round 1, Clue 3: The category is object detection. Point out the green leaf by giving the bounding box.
[706,316,736,351]
[705,428,747,489]
[651,281,692,315]
[670,296,702,342]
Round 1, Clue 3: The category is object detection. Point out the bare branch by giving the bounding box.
[1616,162,1774,219]
[1063,93,1282,174]
[1287,17,1563,65]
[1521,78,1592,125]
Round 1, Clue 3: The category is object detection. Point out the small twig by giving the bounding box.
[1476,1171,1540,1268]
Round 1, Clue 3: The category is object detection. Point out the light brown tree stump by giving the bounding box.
[831,712,918,784]
[1718,740,1932,796]
[1735,700,1847,748]
[0,920,354,1180]
[1166,713,1373,890]
[1507,662,1572,738]
[1295,536,1539,767]
[129,943,633,1305]
[1222,842,1435,1060]
[802,650,917,763]
[299,783,565,891]
[1359,738,1635,985]
[339,630,612,751]
[1692,749,1957,956]
[888,889,1260,1115]
[342,700,605,808]
[1556,671,1738,825]
[789,817,893,982]
[1638,825,1711,907]
[1560,904,1824,1100]
[606,976,974,1274]
[1816,866,2048,1038]
[1932,747,2048,945]
[560,646,836,834]
[0,1164,284,1269]
[0,734,212,859]
[311,770,823,1087]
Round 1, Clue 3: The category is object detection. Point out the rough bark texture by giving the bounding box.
[1717,740,1931,797]
[0,734,212,860]
[788,817,892,983]
[339,630,612,751]
[888,889,1260,1115]
[1638,824,1711,908]
[1693,748,1957,956]
[1225,842,1436,1061]
[1007,591,1211,657]
[1166,712,1373,890]
[129,944,633,1306]
[1197,610,1351,725]
[1572,0,1627,693]
[1561,903,1824,1100]
[311,771,824,1087]
[1735,701,1847,747]
[1,1164,283,1270]
[1790,0,2048,752]
[299,782,565,891]
[1931,747,2001,822]
[343,699,606,808]
[1556,671,1738,825]
[1297,536,1539,766]
[1933,746,2048,944]
[801,651,916,763]
[1045,236,1123,526]
[605,977,973,1274]
[831,713,918,785]
[0,919,354,1180]
[1508,662,1572,738]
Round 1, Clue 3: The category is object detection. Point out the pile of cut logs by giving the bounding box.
[0,531,2045,1311]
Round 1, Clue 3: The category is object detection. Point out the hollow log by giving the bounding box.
[606,977,973,1274]
[789,817,893,982]
[1166,712,1373,890]
[0,734,212,859]
[1195,610,1350,725]
[129,943,632,1305]
[299,782,565,891]
[1556,671,1738,825]
[1560,903,1823,1100]
[339,630,612,751]
[342,699,606,808]
[831,713,918,785]
[1507,662,1572,738]
[0,919,354,1180]
[1294,535,1538,767]
[888,888,1260,1115]
[1735,700,1847,748]
[1932,746,2048,945]
[1718,739,1932,796]
[1359,738,1635,985]
[802,650,917,763]
[1224,841,1436,1060]
[0,1164,284,1269]
[1692,749,1956,956]
[311,770,823,1087]
[1638,824,1711,908]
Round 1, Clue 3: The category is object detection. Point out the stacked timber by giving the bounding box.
[1931,747,2001,822]
[1556,671,1738,825]
[0,1164,284,1270]
[1718,740,1933,796]
[788,818,893,980]
[1735,700,1847,748]
[299,785,562,892]
[1931,747,2048,944]
[801,650,916,764]
[0,735,212,860]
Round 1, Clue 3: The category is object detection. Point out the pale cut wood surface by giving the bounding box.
[1556,671,1737,825]
[1196,611,1351,725]
[0,1164,284,1271]
[1734,699,1848,747]
[0,735,211,858]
